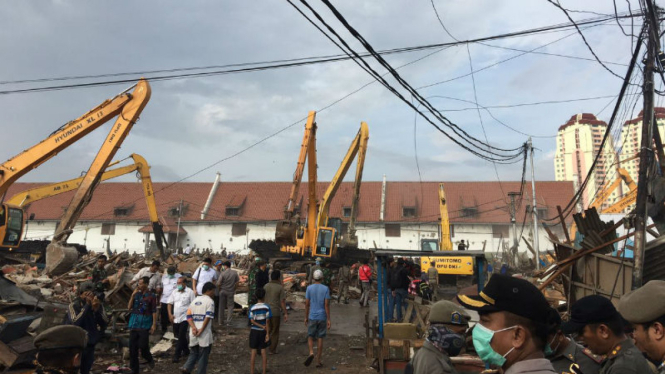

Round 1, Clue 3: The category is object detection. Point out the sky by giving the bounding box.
[0,0,652,186]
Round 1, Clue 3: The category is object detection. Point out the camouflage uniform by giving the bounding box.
[89,265,108,293]
[248,266,259,306]
[322,267,332,287]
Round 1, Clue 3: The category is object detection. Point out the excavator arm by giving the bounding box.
[314,122,369,257]
[275,111,317,246]
[8,153,167,258]
[46,80,151,275]
[439,183,452,250]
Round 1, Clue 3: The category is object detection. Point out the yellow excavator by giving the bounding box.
[419,184,474,276]
[253,111,370,263]
[0,79,151,274]
[6,153,167,259]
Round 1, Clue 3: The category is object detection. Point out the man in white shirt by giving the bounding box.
[182,282,215,374]
[158,266,181,334]
[184,245,193,255]
[130,260,161,291]
[192,258,218,296]
[167,277,195,363]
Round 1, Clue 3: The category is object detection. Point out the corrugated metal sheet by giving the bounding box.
[644,235,665,281]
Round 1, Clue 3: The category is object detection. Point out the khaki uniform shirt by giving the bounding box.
[505,359,557,374]
[339,265,351,283]
[599,339,653,374]
[427,267,438,284]
[263,281,285,317]
[408,340,457,374]
[550,339,602,374]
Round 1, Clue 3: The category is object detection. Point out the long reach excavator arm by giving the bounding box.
[7,153,167,258]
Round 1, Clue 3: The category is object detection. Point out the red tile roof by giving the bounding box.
[5,181,574,225]
[558,113,607,132]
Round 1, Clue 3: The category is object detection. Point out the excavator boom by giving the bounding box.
[46,80,151,275]
[439,183,452,251]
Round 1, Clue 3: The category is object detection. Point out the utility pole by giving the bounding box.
[529,138,540,270]
[633,5,659,289]
[508,192,520,253]
[175,199,183,251]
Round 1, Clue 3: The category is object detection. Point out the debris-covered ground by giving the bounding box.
[93,303,376,374]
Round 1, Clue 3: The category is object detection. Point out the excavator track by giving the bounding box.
[249,239,371,266]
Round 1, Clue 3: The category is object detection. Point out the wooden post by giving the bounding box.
[557,205,572,244]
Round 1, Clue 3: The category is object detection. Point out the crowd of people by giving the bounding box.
[29,252,665,374]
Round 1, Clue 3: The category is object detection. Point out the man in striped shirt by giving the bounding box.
[249,288,272,374]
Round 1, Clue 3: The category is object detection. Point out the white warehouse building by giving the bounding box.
[7,179,574,255]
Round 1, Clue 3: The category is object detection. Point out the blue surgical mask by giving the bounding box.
[168,274,175,279]
[472,324,516,367]
[544,335,561,357]
[316,261,320,266]
[177,284,184,291]
[202,265,210,271]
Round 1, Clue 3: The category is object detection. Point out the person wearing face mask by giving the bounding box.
[168,277,196,363]
[457,274,558,374]
[563,295,652,374]
[158,266,182,334]
[619,280,665,374]
[544,309,601,374]
[192,258,218,296]
[405,300,470,374]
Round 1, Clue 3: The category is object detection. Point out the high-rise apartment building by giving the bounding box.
[554,113,619,209]
[618,107,665,183]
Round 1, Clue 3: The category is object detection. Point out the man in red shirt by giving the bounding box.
[358,259,372,307]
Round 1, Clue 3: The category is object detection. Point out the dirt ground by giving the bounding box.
[94,302,377,374]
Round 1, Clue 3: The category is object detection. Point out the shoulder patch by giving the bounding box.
[581,348,604,364]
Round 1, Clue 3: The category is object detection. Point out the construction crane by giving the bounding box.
[589,168,636,211]
[419,183,474,277]
[253,111,370,264]
[0,79,151,274]
[7,153,167,258]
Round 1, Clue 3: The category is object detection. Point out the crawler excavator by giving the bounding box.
[6,153,168,261]
[250,111,371,265]
[0,79,151,275]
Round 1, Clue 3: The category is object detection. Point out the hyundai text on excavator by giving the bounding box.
[6,153,167,260]
[250,111,371,265]
[0,79,151,275]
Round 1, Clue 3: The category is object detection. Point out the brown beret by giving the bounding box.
[618,280,665,323]
[34,325,87,351]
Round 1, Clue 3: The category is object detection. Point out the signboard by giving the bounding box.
[420,256,474,275]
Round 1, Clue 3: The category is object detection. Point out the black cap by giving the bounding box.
[456,274,555,325]
[561,295,620,334]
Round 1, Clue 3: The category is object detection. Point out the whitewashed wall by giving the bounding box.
[22,219,560,256]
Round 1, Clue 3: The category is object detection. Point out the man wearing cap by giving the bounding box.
[562,294,651,374]
[457,274,558,374]
[304,269,331,368]
[33,325,88,374]
[158,266,182,334]
[308,257,323,284]
[619,280,665,374]
[65,282,108,374]
[406,300,470,374]
[545,309,601,374]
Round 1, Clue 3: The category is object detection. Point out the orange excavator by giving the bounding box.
[6,153,167,259]
[252,111,370,264]
[0,79,151,274]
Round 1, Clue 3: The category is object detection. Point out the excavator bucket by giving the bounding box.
[45,242,79,276]
[275,220,298,247]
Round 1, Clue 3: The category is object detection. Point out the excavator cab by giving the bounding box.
[0,204,24,248]
[315,227,336,258]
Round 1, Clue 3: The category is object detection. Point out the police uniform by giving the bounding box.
[33,325,88,374]
[457,274,557,374]
[563,295,653,374]
[618,280,665,374]
[550,339,601,374]
[407,300,471,374]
